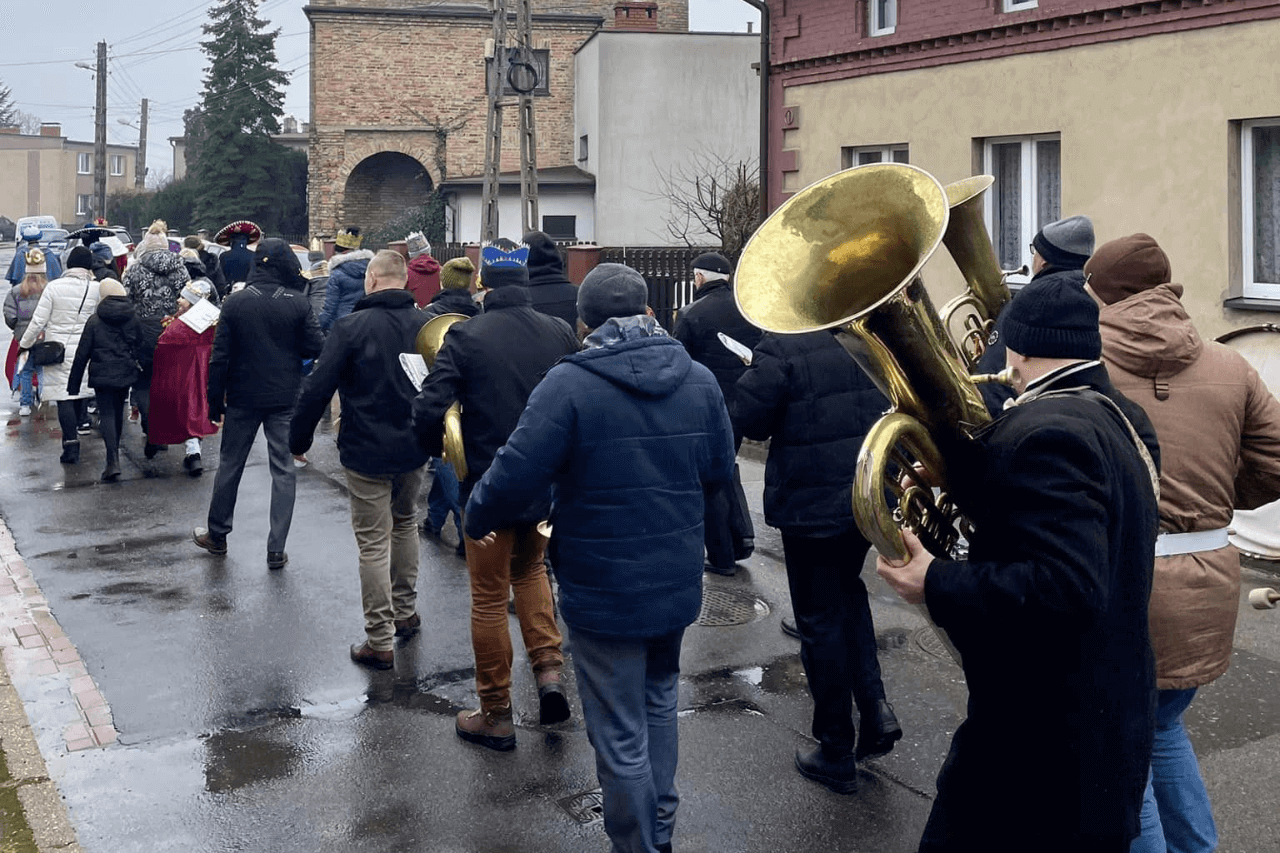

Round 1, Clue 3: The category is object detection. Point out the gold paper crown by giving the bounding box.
[24,248,45,267]
[335,228,363,250]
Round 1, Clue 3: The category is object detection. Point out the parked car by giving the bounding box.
[13,214,58,248]
[0,217,15,243]
[39,229,69,253]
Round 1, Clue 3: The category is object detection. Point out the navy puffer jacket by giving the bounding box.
[320,249,375,332]
[465,318,736,637]
[733,331,888,537]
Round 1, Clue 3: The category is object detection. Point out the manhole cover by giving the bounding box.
[558,789,604,825]
[913,626,953,661]
[695,588,769,627]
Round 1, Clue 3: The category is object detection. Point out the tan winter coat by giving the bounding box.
[1099,284,1280,689]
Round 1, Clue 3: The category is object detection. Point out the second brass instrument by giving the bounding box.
[416,313,471,481]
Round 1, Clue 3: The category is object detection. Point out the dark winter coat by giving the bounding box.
[673,278,763,436]
[320,249,375,332]
[218,240,255,287]
[208,264,324,416]
[465,317,735,637]
[733,331,888,536]
[292,289,430,476]
[198,247,228,297]
[66,296,143,394]
[421,287,479,320]
[412,284,579,514]
[919,361,1160,851]
[524,232,579,328]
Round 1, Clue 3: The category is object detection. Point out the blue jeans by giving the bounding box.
[569,626,683,853]
[425,458,462,538]
[13,359,39,406]
[1130,688,1218,853]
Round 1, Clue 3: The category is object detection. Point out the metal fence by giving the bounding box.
[599,246,713,331]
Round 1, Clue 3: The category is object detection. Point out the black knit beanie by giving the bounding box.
[1003,269,1101,361]
[1031,215,1094,271]
[67,246,95,270]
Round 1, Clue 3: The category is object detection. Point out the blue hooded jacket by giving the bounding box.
[465,317,736,637]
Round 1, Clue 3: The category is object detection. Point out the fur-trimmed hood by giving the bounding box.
[327,249,375,272]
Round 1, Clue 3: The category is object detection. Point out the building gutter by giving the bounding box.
[739,0,769,220]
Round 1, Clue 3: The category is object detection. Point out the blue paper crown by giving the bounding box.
[481,242,529,269]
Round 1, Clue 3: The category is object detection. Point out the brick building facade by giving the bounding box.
[305,0,688,239]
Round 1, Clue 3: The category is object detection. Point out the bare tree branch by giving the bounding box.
[650,147,760,260]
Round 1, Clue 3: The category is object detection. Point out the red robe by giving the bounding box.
[147,320,218,444]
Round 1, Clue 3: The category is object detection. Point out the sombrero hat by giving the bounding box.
[214,220,263,246]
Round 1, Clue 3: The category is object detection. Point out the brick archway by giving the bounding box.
[338,151,435,239]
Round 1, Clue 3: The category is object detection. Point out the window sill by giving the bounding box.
[1224,296,1280,313]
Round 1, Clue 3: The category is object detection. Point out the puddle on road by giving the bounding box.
[203,728,304,793]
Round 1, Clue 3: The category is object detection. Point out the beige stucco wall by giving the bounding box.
[780,18,1280,340]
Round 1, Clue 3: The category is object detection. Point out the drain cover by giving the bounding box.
[695,588,769,627]
[558,789,605,825]
[912,626,952,661]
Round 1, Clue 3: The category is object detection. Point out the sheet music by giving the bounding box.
[178,299,220,334]
[399,353,429,390]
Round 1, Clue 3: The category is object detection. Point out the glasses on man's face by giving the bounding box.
[1029,243,1037,257]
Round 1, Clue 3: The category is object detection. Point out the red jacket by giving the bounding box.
[406,254,442,307]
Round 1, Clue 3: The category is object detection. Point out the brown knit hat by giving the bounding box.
[1084,233,1172,305]
[440,256,475,290]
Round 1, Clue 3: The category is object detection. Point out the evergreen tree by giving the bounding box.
[0,81,16,128]
[191,0,292,231]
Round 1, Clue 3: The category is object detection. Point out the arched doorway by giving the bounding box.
[341,152,434,238]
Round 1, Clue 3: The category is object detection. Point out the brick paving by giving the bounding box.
[0,521,117,751]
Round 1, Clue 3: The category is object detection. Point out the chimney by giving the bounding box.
[613,1,659,30]
[39,123,62,137]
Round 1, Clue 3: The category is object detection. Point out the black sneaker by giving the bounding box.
[267,551,288,570]
[183,453,202,477]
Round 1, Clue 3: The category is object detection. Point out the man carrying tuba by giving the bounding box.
[878,272,1161,853]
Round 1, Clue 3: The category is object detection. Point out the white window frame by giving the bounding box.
[76,152,91,175]
[109,154,125,176]
[842,144,908,170]
[1002,0,1037,11]
[870,0,897,36]
[982,133,1061,286]
[1241,117,1280,300]
[76,194,91,216]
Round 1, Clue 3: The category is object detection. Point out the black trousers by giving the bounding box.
[782,527,886,758]
[56,398,88,444]
[704,462,754,570]
[95,386,128,465]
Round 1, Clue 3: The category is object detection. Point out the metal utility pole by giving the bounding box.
[94,41,107,218]
[514,0,539,233]
[135,98,148,190]
[479,0,509,243]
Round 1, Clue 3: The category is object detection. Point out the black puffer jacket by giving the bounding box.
[218,238,255,287]
[734,331,888,536]
[66,295,143,393]
[412,285,579,512]
[291,289,429,475]
[208,256,324,414]
[524,231,579,328]
[421,287,479,320]
[674,279,763,435]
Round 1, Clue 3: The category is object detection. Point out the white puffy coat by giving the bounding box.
[19,268,101,401]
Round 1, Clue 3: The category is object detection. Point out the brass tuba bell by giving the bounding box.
[735,163,1010,563]
[938,175,1028,369]
[416,313,471,481]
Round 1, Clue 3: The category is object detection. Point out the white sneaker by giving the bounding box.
[18,406,30,417]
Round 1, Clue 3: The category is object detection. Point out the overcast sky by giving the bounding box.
[2,0,758,187]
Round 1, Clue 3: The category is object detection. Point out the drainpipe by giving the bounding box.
[740,0,770,220]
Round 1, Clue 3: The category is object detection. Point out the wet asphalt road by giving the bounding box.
[0,251,1278,852]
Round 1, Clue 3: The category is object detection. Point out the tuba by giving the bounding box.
[734,163,1011,563]
[416,313,471,481]
[937,176,1028,370]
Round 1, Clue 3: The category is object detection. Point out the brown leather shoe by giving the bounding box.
[456,705,515,751]
[393,613,421,638]
[349,641,393,670]
[535,668,571,725]
[192,527,227,556]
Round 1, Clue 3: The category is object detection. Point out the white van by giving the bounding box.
[14,215,59,246]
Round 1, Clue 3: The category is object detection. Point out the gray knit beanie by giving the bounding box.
[1032,215,1095,270]
[577,263,649,328]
